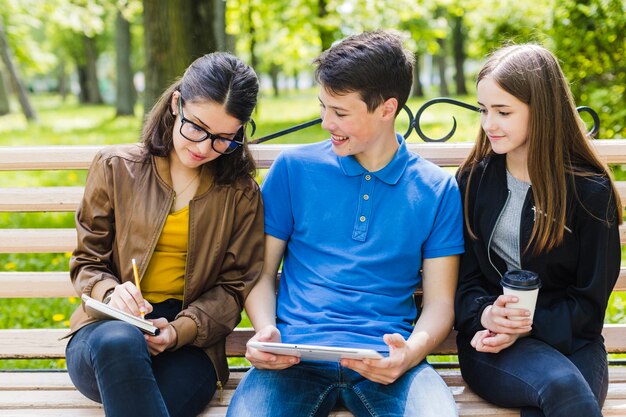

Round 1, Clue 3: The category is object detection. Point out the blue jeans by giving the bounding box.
[226,360,457,417]
[66,299,217,417]
[457,334,607,417]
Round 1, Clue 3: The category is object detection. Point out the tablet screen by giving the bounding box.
[248,341,383,362]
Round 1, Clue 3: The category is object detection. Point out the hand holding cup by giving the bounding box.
[481,295,533,334]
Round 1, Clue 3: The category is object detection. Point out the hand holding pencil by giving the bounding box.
[131,258,147,319]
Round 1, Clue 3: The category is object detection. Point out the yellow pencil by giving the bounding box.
[131,258,146,319]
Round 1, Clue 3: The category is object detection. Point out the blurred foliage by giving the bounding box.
[1,0,623,136]
[551,0,626,139]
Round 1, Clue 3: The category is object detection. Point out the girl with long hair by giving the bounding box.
[65,52,264,417]
[455,44,621,417]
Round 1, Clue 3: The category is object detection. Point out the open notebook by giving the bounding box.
[81,294,160,336]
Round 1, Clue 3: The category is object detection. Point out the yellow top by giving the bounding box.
[141,206,189,303]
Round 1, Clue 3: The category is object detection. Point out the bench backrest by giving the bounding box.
[1,140,625,360]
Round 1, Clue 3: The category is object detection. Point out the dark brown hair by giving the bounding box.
[141,52,259,184]
[313,29,414,115]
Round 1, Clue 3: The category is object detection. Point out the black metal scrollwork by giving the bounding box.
[412,97,601,142]
[247,99,600,144]
[413,98,480,142]
[249,118,321,144]
[576,106,600,138]
[249,105,415,144]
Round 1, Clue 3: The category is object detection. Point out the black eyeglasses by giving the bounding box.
[177,98,244,155]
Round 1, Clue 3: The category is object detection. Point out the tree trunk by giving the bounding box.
[57,59,68,102]
[452,14,468,95]
[77,64,89,104]
[270,64,280,97]
[0,21,37,121]
[83,35,103,104]
[143,0,219,113]
[436,37,449,97]
[0,68,10,115]
[318,0,333,51]
[411,52,424,97]
[115,11,135,116]
[190,1,217,57]
[248,0,258,69]
[212,0,226,51]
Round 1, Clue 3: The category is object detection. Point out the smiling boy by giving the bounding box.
[227,30,464,417]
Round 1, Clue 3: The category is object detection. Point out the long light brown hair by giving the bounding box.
[459,44,621,255]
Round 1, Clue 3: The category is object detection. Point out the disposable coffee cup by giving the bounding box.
[500,269,541,321]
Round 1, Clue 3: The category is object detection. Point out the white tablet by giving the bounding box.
[247,341,383,362]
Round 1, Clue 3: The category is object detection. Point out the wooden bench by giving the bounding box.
[1,141,625,416]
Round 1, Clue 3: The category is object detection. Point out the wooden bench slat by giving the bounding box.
[0,384,621,415]
[3,270,626,299]
[2,367,625,392]
[7,181,626,213]
[2,325,625,360]
[0,187,83,212]
[2,140,626,171]
[0,389,510,411]
[5,227,626,254]
[0,372,624,416]
[0,272,75,298]
[0,146,101,171]
[0,390,101,409]
[0,229,76,253]
[0,410,106,417]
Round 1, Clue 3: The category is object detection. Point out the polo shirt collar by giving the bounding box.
[339,133,409,185]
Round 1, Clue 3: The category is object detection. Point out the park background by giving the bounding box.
[0,0,624,369]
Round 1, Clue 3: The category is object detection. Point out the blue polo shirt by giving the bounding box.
[262,135,464,352]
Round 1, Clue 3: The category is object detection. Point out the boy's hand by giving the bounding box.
[245,325,300,370]
[481,295,532,334]
[341,333,417,385]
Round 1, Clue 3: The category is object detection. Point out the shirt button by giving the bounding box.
[359,216,366,222]
[365,174,371,181]
[363,194,369,200]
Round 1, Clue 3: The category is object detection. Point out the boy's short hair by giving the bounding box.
[313,29,414,115]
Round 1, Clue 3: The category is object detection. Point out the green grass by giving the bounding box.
[0,91,622,370]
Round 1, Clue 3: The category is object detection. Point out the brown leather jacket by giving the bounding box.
[67,144,264,383]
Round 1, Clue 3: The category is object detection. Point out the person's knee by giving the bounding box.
[91,322,146,359]
[540,371,595,405]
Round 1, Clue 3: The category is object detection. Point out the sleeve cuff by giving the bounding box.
[91,278,118,303]
[170,316,198,350]
[473,296,498,332]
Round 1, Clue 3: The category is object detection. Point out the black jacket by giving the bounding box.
[454,154,620,355]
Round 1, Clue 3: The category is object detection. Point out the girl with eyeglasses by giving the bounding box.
[65,52,264,417]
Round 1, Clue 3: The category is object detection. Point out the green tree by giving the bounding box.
[0,67,9,115]
[0,19,37,120]
[450,6,468,95]
[551,0,626,138]
[466,0,550,57]
[115,0,141,116]
[46,0,110,104]
[228,0,321,97]
[397,3,441,98]
[143,0,224,112]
